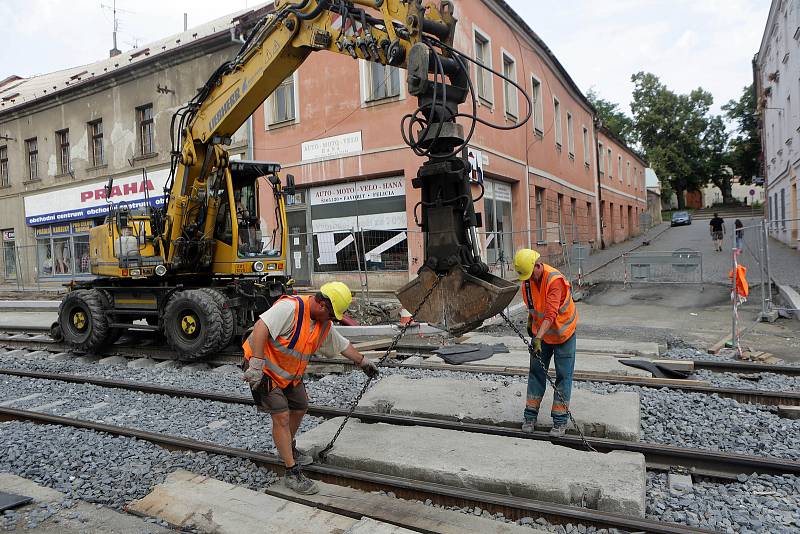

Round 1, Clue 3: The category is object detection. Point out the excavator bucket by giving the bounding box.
[397,266,518,336]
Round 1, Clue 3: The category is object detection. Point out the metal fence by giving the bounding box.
[0,242,94,291]
[623,250,704,287]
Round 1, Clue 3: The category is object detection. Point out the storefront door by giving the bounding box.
[287,210,311,286]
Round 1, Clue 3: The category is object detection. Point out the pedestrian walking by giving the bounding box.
[241,282,379,495]
[709,213,725,252]
[735,219,744,253]
[513,248,578,438]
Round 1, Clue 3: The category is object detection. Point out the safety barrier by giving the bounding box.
[623,250,704,288]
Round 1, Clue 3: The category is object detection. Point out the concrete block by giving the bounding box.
[47,352,74,361]
[403,356,424,365]
[463,334,660,357]
[358,375,640,441]
[778,405,800,420]
[776,284,800,321]
[129,470,413,533]
[297,418,646,517]
[180,362,211,373]
[127,357,156,369]
[425,350,652,378]
[73,355,102,364]
[668,473,693,495]
[97,355,129,366]
[155,360,181,369]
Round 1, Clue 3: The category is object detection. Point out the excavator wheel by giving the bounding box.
[163,289,223,360]
[58,289,111,352]
[198,288,235,351]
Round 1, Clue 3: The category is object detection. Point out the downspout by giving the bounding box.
[594,119,605,249]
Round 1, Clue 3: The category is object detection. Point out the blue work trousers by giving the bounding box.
[524,333,576,425]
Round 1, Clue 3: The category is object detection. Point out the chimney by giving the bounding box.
[184,13,188,31]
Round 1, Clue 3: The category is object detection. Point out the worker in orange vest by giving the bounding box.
[514,248,579,438]
[242,282,379,495]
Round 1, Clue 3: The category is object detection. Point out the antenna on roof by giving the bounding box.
[100,0,134,57]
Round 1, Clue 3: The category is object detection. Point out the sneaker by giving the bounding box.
[283,466,319,495]
[292,440,313,466]
[521,419,536,433]
[549,422,569,438]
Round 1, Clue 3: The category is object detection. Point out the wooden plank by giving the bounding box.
[266,480,532,534]
[353,338,394,351]
[707,335,730,355]
[651,359,695,372]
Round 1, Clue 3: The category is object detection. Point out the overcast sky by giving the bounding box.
[0,0,770,116]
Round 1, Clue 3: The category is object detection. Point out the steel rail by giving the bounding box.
[1,367,797,479]
[0,406,712,534]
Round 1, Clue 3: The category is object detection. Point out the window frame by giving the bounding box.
[136,104,154,156]
[566,111,575,157]
[25,137,38,182]
[553,97,562,149]
[598,142,605,174]
[363,60,402,103]
[535,187,545,244]
[530,75,544,135]
[501,50,518,119]
[265,74,299,128]
[472,26,494,106]
[88,119,104,167]
[607,148,613,178]
[582,126,590,166]
[618,155,623,182]
[0,145,7,187]
[56,128,71,175]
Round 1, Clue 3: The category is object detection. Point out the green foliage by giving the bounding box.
[722,84,761,184]
[586,89,635,146]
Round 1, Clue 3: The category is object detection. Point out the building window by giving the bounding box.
[89,120,104,166]
[367,62,400,102]
[535,187,545,243]
[566,112,575,157]
[474,30,493,104]
[582,127,590,165]
[556,193,564,242]
[618,156,623,182]
[781,188,786,229]
[35,222,94,278]
[627,161,631,186]
[484,180,513,267]
[25,138,38,181]
[553,97,562,148]
[56,129,70,175]
[607,148,613,177]
[0,146,7,187]
[598,142,604,174]
[136,104,154,155]
[531,76,544,134]
[267,75,296,125]
[2,230,15,279]
[570,197,578,243]
[502,53,518,119]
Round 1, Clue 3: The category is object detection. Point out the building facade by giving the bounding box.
[756,0,800,248]
[252,0,646,290]
[0,7,267,285]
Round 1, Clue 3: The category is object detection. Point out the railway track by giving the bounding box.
[1,367,797,480]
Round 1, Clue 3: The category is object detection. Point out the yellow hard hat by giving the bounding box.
[513,248,541,281]
[319,281,352,320]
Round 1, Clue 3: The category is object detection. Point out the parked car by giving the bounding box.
[671,211,692,227]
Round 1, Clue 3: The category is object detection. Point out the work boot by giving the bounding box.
[292,440,313,466]
[521,419,536,433]
[283,465,319,495]
[549,421,569,438]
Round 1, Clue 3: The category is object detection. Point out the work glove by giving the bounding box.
[530,337,542,356]
[359,357,380,379]
[526,315,535,338]
[243,357,265,391]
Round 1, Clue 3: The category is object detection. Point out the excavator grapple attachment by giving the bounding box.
[397,265,518,336]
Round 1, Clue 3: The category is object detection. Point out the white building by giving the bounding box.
[701,177,765,208]
[755,0,800,248]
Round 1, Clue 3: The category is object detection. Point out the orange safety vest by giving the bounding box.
[521,264,578,345]
[243,295,332,388]
[729,264,749,299]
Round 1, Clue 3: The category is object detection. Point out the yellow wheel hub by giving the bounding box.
[72,311,87,330]
[181,315,198,335]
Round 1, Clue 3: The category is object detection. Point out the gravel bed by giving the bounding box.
[647,472,800,533]
[692,369,800,391]
[0,421,278,530]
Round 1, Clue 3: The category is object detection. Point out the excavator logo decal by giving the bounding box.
[208,86,242,132]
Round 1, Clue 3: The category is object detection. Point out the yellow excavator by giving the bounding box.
[55,0,522,360]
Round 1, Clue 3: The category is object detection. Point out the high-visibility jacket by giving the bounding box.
[729,264,749,299]
[521,264,578,345]
[243,295,331,388]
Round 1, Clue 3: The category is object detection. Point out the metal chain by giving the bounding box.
[318,272,445,461]
[499,311,598,453]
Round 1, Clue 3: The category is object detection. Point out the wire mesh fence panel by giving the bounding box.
[623,250,703,286]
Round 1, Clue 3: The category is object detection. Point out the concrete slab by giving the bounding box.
[336,324,444,337]
[0,312,58,329]
[0,300,59,310]
[126,357,156,369]
[129,470,415,534]
[778,405,800,420]
[73,355,101,364]
[464,334,660,357]
[424,350,653,378]
[97,356,128,366]
[180,362,211,373]
[46,352,73,361]
[297,418,646,517]
[20,350,52,360]
[668,473,693,495]
[268,479,545,534]
[0,473,171,533]
[358,375,640,441]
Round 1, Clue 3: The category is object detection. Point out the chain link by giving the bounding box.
[318,272,445,461]
[499,311,598,453]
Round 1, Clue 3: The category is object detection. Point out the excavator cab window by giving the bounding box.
[235,180,260,257]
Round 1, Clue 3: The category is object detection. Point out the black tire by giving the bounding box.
[58,289,111,352]
[199,288,235,350]
[163,289,222,360]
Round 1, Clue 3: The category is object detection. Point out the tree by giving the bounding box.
[723,84,761,184]
[629,72,719,209]
[702,115,734,205]
[586,89,635,146]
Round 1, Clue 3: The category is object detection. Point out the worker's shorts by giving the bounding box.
[711,231,723,241]
[251,375,309,414]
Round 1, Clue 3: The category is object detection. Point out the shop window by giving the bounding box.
[56,129,71,175]
[267,75,296,126]
[136,104,154,155]
[89,119,104,166]
[484,180,513,267]
[2,230,15,279]
[366,62,400,102]
[26,137,38,181]
[0,146,7,186]
[35,223,94,278]
[37,240,53,277]
[74,237,91,274]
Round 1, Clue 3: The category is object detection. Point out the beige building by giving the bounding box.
[0,6,269,285]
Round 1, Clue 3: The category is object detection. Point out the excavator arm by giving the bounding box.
[159,0,519,333]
